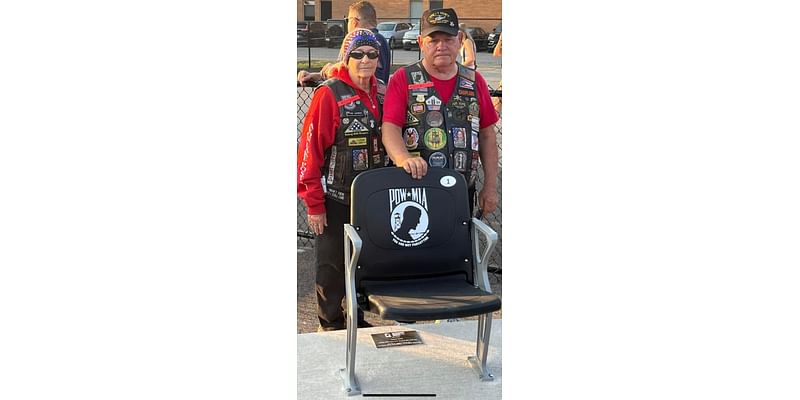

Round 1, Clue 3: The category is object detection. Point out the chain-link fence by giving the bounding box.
[296,70,502,268]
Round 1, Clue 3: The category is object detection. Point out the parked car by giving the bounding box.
[402,23,420,50]
[487,22,502,52]
[377,21,413,49]
[324,19,346,48]
[297,21,326,47]
[465,27,489,52]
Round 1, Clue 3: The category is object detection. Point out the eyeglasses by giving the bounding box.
[349,50,379,60]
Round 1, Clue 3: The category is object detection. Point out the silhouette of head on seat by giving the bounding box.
[396,206,422,241]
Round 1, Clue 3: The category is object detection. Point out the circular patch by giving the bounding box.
[404,127,419,150]
[428,152,447,168]
[426,111,444,127]
[423,128,446,150]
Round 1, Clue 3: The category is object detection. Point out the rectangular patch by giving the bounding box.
[408,82,434,90]
[458,89,475,97]
[352,149,368,171]
[348,137,368,146]
[337,95,360,107]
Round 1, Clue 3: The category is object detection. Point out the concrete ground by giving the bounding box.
[297,319,502,399]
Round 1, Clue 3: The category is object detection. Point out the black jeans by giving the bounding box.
[314,198,365,330]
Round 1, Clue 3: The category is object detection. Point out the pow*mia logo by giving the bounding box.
[389,187,430,247]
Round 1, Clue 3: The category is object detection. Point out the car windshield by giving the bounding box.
[377,23,396,31]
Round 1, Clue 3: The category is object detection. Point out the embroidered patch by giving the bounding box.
[411,71,425,84]
[451,127,467,148]
[471,130,480,151]
[450,96,466,109]
[425,95,442,111]
[411,103,425,114]
[405,111,420,126]
[415,94,426,103]
[428,152,447,168]
[425,111,444,128]
[326,145,337,184]
[468,101,480,117]
[344,119,370,136]
[404,127,419,150]
[471,116,480,132]
[454,151,467,172]
[389,187,430,247]
[372,137,380,152]
[423,128,446,151]
[459,79,475,90]
[348,137,368,146]
[458,89,475,97]
[352,149,368,171]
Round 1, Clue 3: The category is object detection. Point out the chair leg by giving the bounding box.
[467,312,494,381]
[338,306,361,395]
[339,225,362,395]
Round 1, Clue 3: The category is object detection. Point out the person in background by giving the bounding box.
[297,1,391,85]
[458,23,477,71]
[297,29,387,331]
[380,8,499,216]
[491,32,502,114]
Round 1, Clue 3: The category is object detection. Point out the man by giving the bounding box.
[381,8,499,216]
[297,1,391,84]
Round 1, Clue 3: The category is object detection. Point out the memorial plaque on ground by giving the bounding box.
[371,330,424,348]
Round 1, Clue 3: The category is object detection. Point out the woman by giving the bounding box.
[458,23,478,70]
[297,28,386,331]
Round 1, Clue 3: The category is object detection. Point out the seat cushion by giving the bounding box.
[362,275,501,321]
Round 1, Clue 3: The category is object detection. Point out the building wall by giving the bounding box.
[297,0,501,32]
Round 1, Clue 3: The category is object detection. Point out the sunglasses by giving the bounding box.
[349,50,379,60]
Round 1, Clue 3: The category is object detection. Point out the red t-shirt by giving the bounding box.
[383,66,499,129]
[297,68,381,215]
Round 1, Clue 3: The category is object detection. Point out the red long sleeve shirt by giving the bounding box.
[297,68,381,215]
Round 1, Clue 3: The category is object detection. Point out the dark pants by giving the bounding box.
[315,198,364,330]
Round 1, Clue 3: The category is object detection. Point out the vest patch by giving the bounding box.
[404,127,419,150]
[344,119,370,135]
[405,111,420,126]
[425,110,444,127]
[452,127,467,148]
[428,152,447,168]
[454,151,467,171]
[423,128,446,150]
[348,137,368,146]
[389,187,430,247]
[352,149,368,171]
[425,95,442,111]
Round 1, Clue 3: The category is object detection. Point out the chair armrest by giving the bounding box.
[343,224,363,276]
[471,218,498,292]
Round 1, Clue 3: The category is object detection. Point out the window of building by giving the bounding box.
[410,0,423,20]
[303,0,315,21]
[429,0,443,10]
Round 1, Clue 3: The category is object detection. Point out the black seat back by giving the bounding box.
[349,168,473,288]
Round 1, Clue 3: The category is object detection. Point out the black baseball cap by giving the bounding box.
[419,8,459,37]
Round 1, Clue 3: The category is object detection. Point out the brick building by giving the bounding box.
[297,0,501,32]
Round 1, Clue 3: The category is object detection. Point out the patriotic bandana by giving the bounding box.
[338,28,381,64]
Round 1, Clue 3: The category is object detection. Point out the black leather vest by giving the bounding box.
[320,78,387,205]
[403,62,480,185]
